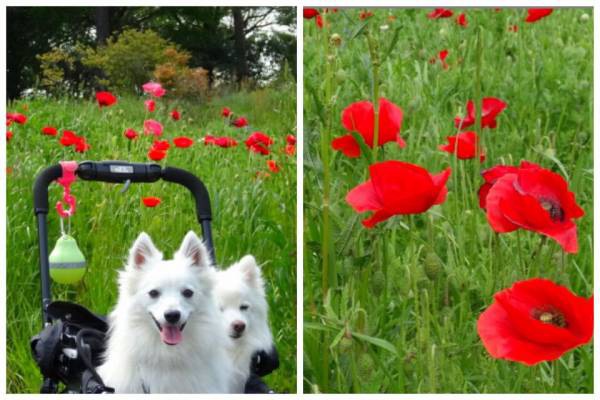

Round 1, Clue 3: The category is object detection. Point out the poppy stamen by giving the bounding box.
[533,308,567,328]
[540,198,565,222]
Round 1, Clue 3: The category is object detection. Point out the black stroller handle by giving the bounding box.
[33,161,215,325]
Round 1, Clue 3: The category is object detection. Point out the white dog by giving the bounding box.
[213,255,275,393]
[97,231,234,393]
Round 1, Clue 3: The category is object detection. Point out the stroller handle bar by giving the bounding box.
[33,161,215,324]
[34,161,212,220]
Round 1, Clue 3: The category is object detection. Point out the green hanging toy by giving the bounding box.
[49,161,87,284]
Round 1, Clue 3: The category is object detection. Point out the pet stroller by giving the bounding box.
[30,161,279,393]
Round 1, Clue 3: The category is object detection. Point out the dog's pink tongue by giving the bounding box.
[160,326,182,345]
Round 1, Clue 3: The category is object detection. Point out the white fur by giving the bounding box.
[97,231,234,393]
[213,255,274,393]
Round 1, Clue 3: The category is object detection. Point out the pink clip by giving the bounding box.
[56,161,78,218]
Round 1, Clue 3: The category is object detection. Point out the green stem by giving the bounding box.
[366,28,381,163]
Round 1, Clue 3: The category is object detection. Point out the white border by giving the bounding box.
[1,1,598,398]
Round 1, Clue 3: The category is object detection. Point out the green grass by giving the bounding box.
[303,8,593,393]
[6,85,296,393]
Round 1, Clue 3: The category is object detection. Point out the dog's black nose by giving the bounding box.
[164,310,181,324]
[232,320,246,334]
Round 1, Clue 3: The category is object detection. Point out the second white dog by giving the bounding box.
[213,255,274,393]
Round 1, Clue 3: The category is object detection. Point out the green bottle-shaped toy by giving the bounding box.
[49,234,87,284]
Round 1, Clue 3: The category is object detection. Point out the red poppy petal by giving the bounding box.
[538,221,579,253]
[369,161,436,214]
[346,180,383,213]
[378,98,403,145]
[331,135,361,158]
[341,101,374,145]
[430,167,452,205]
[485,174,520,232]
[361,209,394,228]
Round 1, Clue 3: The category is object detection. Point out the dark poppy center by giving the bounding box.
[539,198,565,222]
[532,308,567,328]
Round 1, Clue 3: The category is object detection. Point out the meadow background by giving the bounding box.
[6,6,296,394]
[303,8,593,393]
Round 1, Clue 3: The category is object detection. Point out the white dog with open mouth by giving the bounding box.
[213,255,275,393]
[97,231,234,393]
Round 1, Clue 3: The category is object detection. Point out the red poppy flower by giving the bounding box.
[525,8,553,23]
[7,112,27,124]
[215,137,238,148]
[232,117,248,128]
[142,196,162,207]
[144,99,156,112]
[152,140,170,151]
[286,134,296,145]
[59,130,79,146]
[454,97,507,129]
[222,107,232,117]
[144,119,164,136]
[332,98,405,158]
[427,8,454,19]
[316,15,324,29]
[74,136,91,153]
[124,128,139,140]
[42,126,58,136]
[438,49,449,69]
[171,109,180,121]
[6,131,13,141]
[245,132,273,155]
[477,278,593,366]
[303,8,319,19]
[267,160,280,173]
[483,163,584,253]
[6,119,12,127]
[173,136,194,148]
[204,135,217,145]
[439,131,485,162]
[509,25,518,32]
[346,161,452,228]
[148,148,167,161]
[456,13,467,27]
[142,82,166,98]
[96,91,117,107]
[359,10,374,20]
[285,144,296,156]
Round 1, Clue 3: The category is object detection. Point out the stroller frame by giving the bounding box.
[33,161,215,392]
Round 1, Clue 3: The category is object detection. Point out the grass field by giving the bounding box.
[303,8,593,393]
[6,85,296,393]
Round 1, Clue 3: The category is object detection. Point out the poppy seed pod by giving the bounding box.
[330,33,342,47]
[371,270,386,296]
[423,250,442,281]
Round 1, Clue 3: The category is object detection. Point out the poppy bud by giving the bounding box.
[357,352,375,380]
[335,69,348,83]
[423,250,442,281]
[580,13,589,22]
[330,33,342,47]
[371,270,386,296]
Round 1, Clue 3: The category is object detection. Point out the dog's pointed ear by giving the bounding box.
[176,231,210,268]
[128,232,162,271]
[237,255,262,287]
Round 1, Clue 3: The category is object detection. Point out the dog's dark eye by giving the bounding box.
[148,289,160,298]
[182,289,194,298]
[240,304,249,311]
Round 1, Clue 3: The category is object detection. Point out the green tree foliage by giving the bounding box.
[7,6,296,99]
